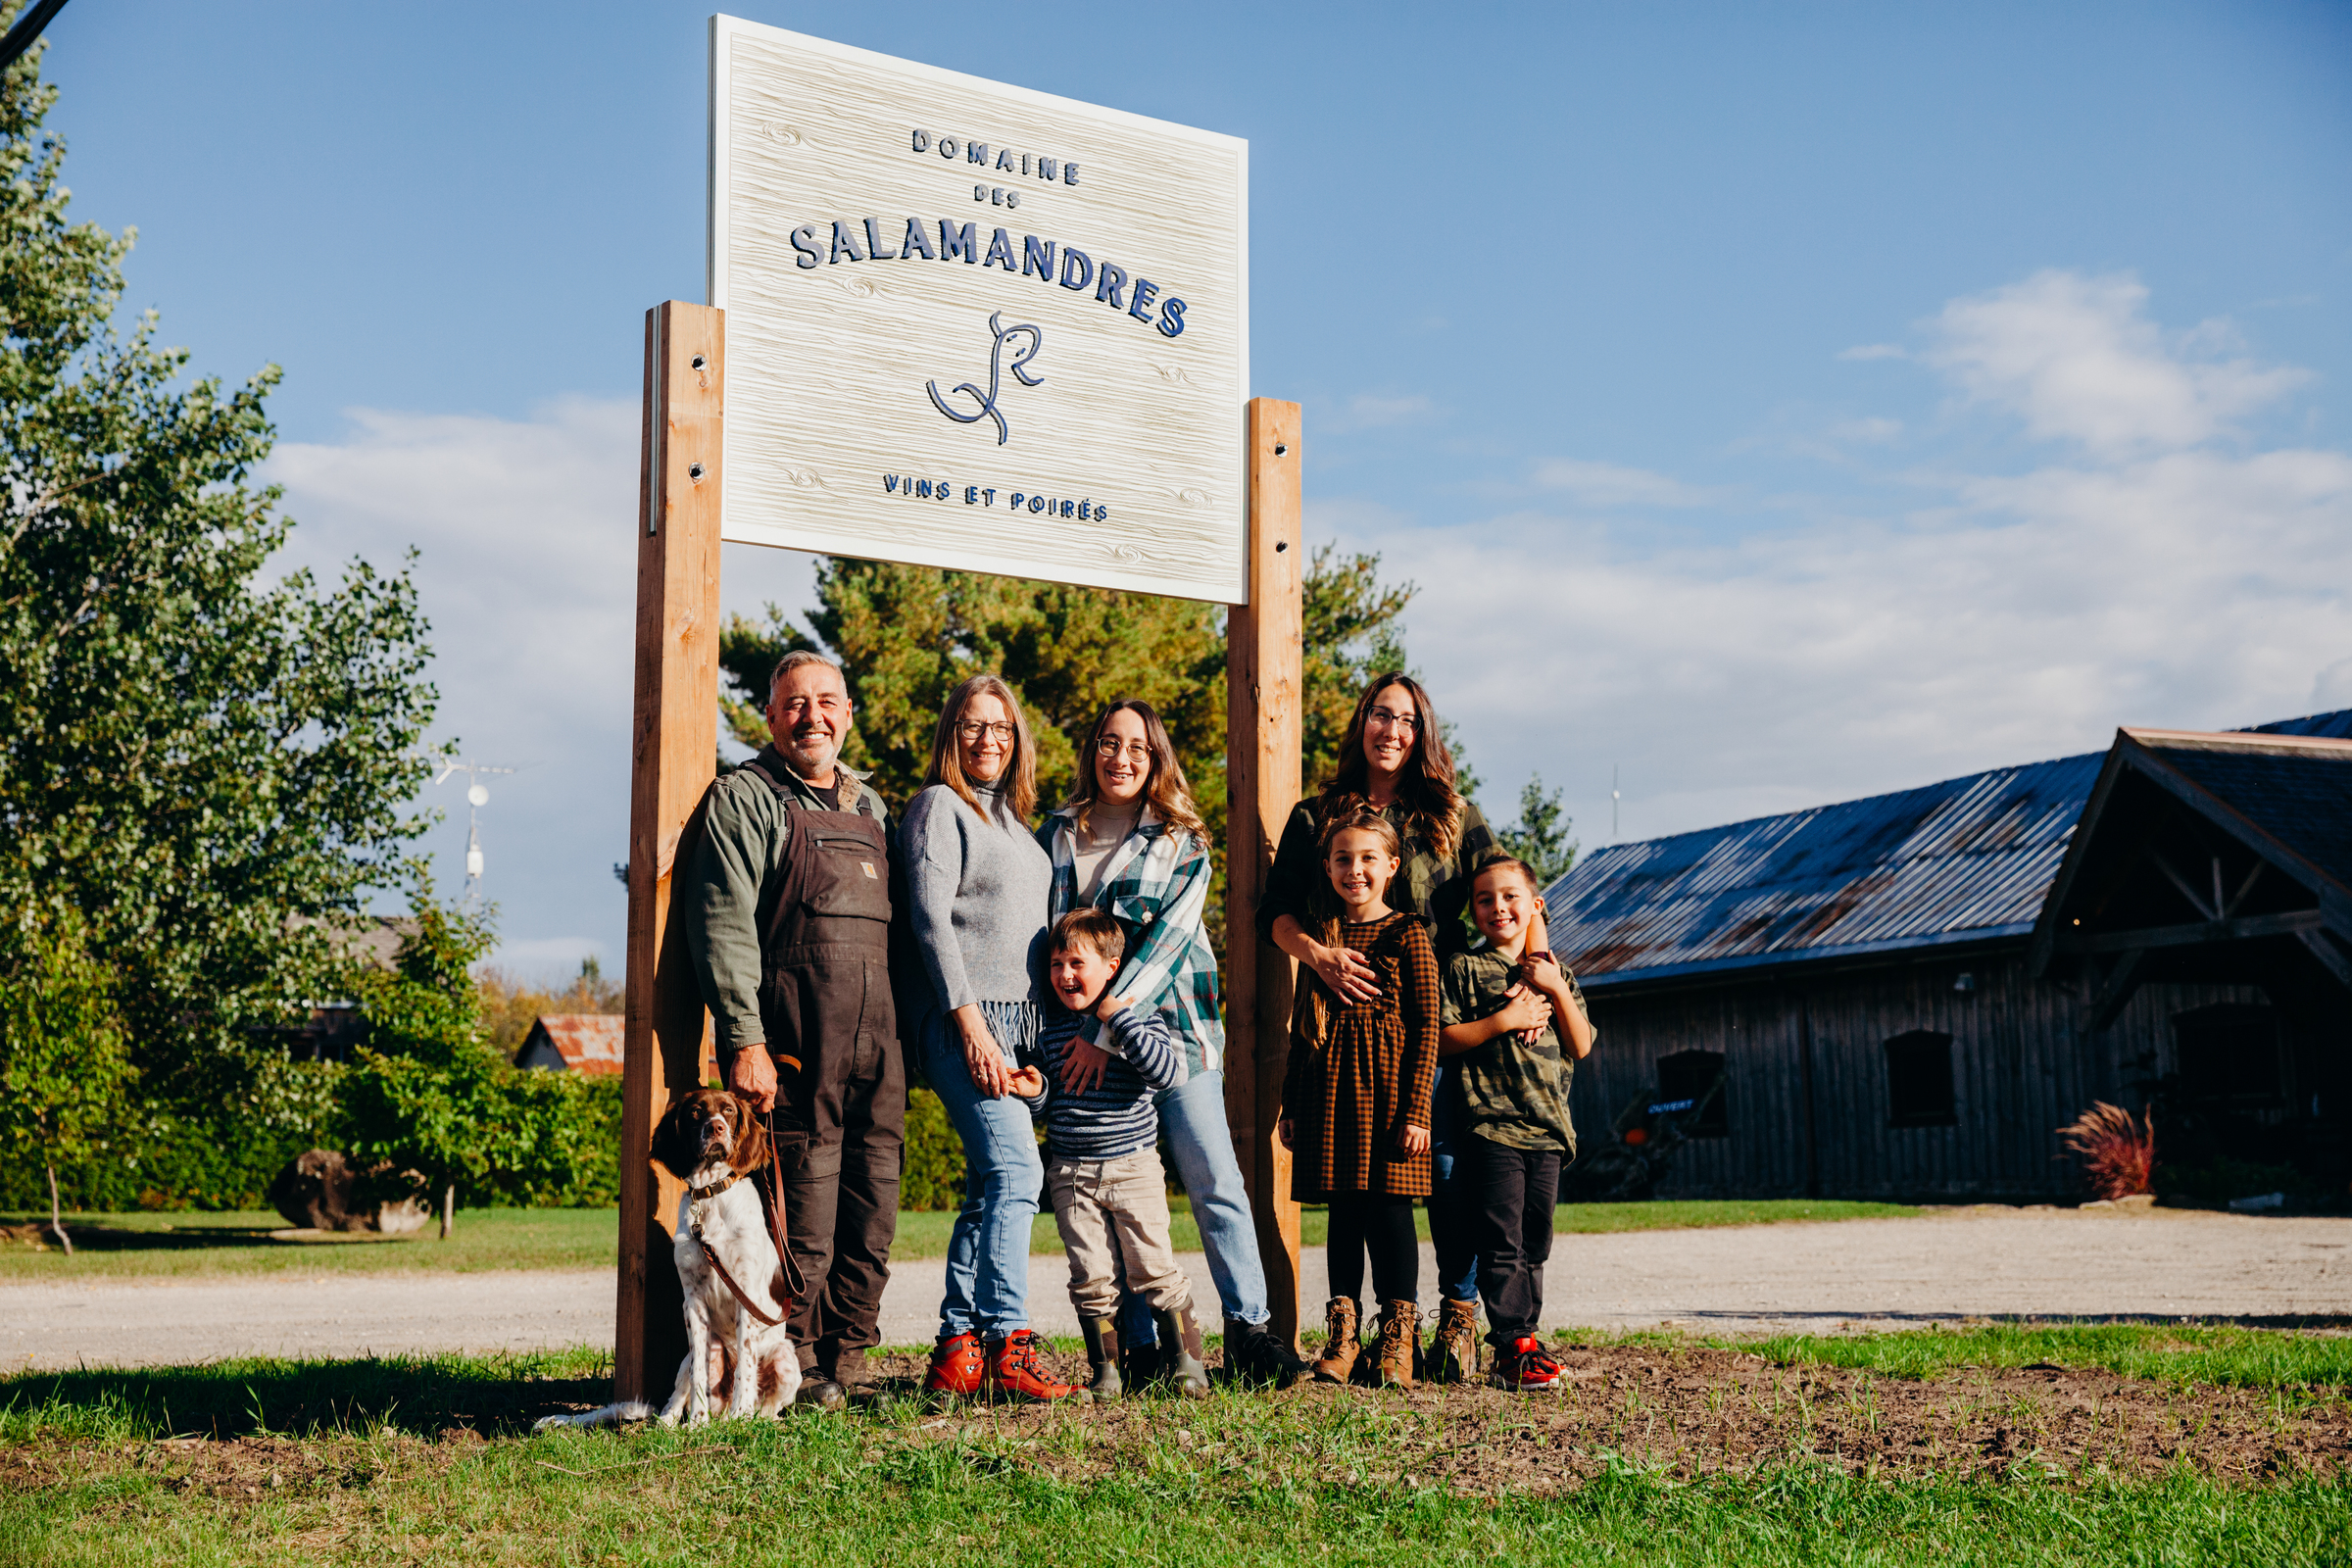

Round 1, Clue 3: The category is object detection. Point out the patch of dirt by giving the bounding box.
[847,1342,2352,1487]
[0,1434,449,1506]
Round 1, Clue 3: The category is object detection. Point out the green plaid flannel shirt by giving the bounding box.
[1037,805,1225,1075]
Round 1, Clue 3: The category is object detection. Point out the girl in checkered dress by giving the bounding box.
[1278,808,1441,1390]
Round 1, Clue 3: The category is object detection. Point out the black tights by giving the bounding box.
[1325,1193,1419,1305]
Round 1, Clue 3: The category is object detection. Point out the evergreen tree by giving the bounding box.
[1498,774,1579,890]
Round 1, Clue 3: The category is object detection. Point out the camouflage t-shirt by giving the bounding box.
[1439,948,1590,1153]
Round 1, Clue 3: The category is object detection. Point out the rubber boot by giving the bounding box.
[1309,1296,1360,1385]
[1154,1303,1211,1400]
[1079,1316,1124,1402]
[1428,1298,1481,1386]
[1373,1299,1421,1390]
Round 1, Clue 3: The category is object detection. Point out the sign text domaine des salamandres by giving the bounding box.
[710,17,1250,605]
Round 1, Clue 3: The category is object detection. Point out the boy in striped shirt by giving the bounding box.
[1008,907,1208,1400]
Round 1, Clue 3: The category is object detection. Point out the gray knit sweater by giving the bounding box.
[901,782,1053,1014]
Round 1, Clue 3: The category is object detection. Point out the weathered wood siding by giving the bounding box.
[1567,947,2264,1200]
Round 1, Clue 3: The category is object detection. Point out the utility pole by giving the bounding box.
[0,0,71,72]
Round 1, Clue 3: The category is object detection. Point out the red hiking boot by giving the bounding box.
[984,1329,1082,1402]
[1491,1336,1564,1393]
[923,1332,986,1396]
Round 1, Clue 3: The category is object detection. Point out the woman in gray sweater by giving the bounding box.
[902,674,1077,1402]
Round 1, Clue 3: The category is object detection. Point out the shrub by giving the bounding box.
[901,1086,965,1210]
[2057,1101,2155,1200]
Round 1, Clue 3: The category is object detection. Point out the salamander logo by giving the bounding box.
[927,311,1044,446]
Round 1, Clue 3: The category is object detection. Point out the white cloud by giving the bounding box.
[265,399,645,971]
[1925,270,2308,455]
[1333,271,2351,847]
[2313,657,2352,710]
[1826,416,1903,445]
[1838,343,1906,362]
[1530,458,1717,509]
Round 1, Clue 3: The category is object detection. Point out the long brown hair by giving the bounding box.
[1317,672,1464,862]
[1292,808,1403,1051]
[1055,699,1208,850]
[922,674,1038,821]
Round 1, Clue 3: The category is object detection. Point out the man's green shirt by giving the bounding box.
[1439,948,1592,1154]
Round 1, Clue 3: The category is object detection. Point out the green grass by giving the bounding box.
[2,1331,2348,1567]
[4,1200,1924,1280]
[1728,1320,2352,1391]
[0,1208,619,1280]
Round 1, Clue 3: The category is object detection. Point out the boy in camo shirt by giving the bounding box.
[1438,857,1595,1391]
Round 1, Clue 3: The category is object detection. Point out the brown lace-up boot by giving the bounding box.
[1427,1298,1481,1385]
[1373,1299,1421,1390]
[1309,1296,1360,1384]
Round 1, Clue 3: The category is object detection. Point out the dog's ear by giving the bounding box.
[649,1097,700,1178]
[727,1096,768,1177]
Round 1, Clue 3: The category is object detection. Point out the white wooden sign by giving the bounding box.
[708,16,1250,605]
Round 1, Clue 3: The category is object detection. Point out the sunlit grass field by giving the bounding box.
[2,1323,2346,1567]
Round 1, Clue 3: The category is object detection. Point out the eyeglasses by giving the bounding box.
[1364,707,1419,732]
[957,720,1016,742]
[1095,738,1152,760]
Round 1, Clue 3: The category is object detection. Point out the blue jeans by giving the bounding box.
[917,1005,1042,1339]
[1118,1065,1270,1345]
[1428,1060,1481,1303]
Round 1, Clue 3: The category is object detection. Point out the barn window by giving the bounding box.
[1655,1051,1729,1138]
[2173,1004,2283,1105]
[1884,1030,1957,1127]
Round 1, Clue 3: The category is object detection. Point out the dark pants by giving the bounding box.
[1326,1193,1419,1305]
[1427,1062,1481,1303]
[1465,1134,1561,1348]
[761,954,905,1374]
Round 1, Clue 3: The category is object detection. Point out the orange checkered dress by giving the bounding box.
[1280,911,1441,1200]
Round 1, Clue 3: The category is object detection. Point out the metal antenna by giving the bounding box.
[434,760,516,905]
[1611,765,1620,843]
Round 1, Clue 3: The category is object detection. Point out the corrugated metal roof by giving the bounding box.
[521,1014,627,1075]
[2243,707,2352,741]
[1542,752,2107,988]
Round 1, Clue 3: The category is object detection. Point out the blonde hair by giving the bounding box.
[1291,808,1403,1051]
[1055,699,1209,850]
[922,674,1038,821]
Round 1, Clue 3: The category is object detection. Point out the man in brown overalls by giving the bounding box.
[684,650,903,1406]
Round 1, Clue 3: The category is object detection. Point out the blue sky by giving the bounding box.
[34,1,2352,973]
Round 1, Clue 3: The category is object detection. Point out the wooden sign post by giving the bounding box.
[612,321,1307,1389]
[1224,397,1304,1351]
[614,301,725,1403]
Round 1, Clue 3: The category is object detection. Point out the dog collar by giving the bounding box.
[689,1168,748,1200]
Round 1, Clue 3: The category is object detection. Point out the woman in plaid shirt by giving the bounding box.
[1038,700,1307,1389]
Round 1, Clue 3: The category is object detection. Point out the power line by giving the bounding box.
[1,0,72,73]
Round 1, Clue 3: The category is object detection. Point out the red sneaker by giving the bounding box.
[924,1332,985,1396]
[1491,1336,1564,1392]
[984,1329,1082,1402]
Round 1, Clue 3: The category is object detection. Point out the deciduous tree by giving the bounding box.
[0,21,439,1126]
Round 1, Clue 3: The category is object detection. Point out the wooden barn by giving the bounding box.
[1539,710,2352,1201]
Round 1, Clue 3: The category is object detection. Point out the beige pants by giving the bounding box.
[1046,1148,1195,1321]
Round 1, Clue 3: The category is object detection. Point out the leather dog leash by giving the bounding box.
[687,1109,808,1330]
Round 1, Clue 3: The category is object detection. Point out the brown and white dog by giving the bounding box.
[537,1090,804,1429]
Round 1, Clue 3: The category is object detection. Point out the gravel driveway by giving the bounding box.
[5,1207,2345,1372]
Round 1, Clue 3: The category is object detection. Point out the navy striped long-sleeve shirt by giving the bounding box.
[1017,1004,1189,1160]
